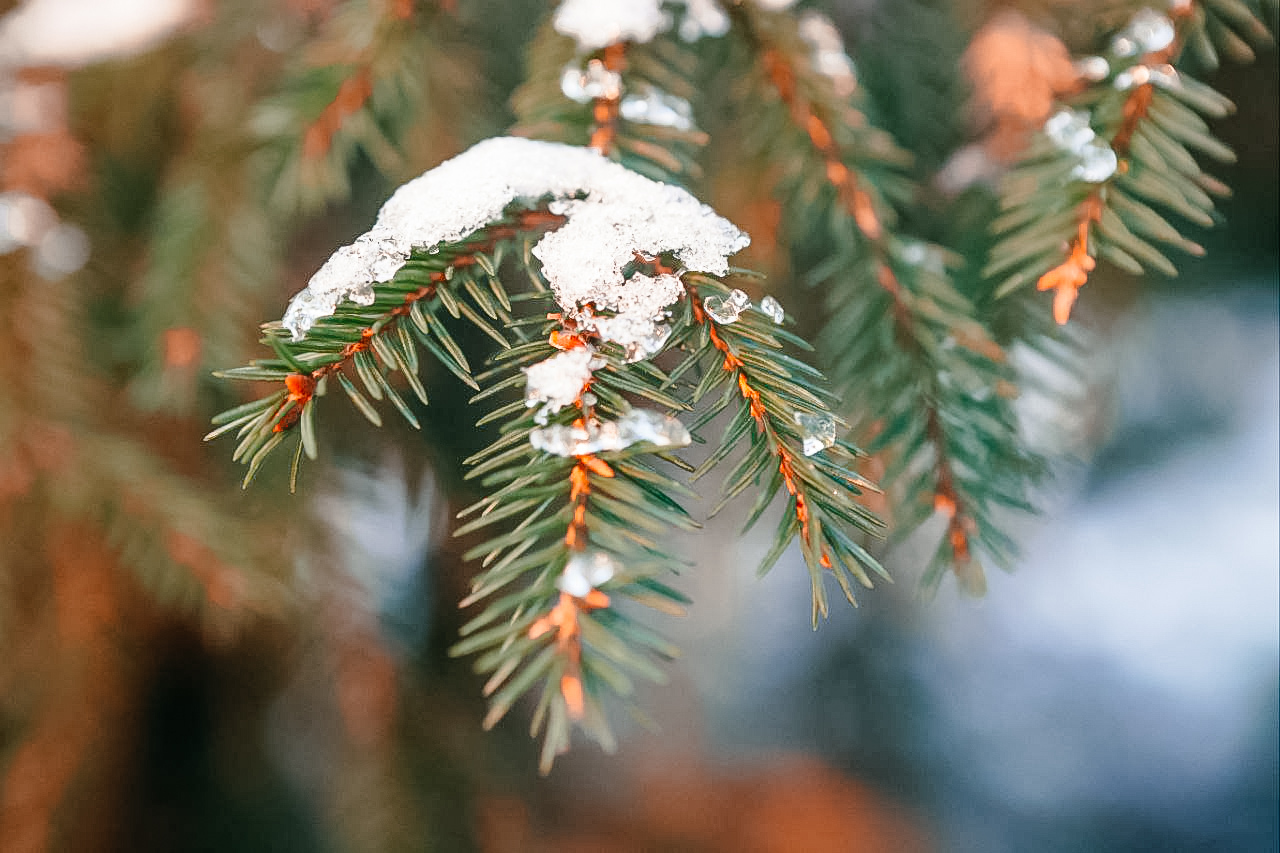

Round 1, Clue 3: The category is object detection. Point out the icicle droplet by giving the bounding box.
[579,391,598,408]
[759,295,785,325]
[619,85,694,130]
[793,411,836,456]
[1044,109,1096,154]
[529,408,691,457]
[1075,56,1110,81]
[558,550,618,598]
[560,59,623,104]
[1117,8,1176,55]
[1071,140,1118,183]
[703,288,750,324]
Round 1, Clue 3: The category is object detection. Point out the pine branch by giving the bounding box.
[453,317,696,773]
[679,271,887,621]
[255,0,474,214]
[209,208,566,487]
[989,2,1268,323]
[510,16,709,185]
[728,3,1037,593]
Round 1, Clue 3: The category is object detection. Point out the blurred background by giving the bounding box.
[0,0,1275,851]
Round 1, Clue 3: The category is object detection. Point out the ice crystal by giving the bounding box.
[1044,108,1095,152]
[558,550,618,598]
[1072,142,1118,183]
[1112,8,1176,57]
[529,408,692,457]
[759,295,785,325]
[282,137,748,340]
[1114,63,1180,91]
[1043,108,1116,184]
[703,288,750,324]
[793,411,836,457]
[523,347,602,424]
[1075,56,1110,82]
[620,85,694,131]
[560,59,622,104]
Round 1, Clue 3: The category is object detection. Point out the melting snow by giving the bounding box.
[283,137,748,341]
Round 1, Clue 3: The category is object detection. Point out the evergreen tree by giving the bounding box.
[0,0,1273,846]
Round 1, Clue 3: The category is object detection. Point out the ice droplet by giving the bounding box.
[1071,140,1118,183]
[794,411,836,456]
[1075,55,1110,81]
[1043,109,1116,184]
[1044,109,1096,154]
[560,59,622,104]
[558,550,618,597]
[529,408,691,457]
[620,85,694,131]
[1115,8,1176,56]
[33,222,90,278]
[703,288,751,324]
[759,295,785,325]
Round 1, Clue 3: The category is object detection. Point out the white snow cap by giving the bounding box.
[283,136,749,340]
[551,0,728,52]
[0,0,197,69]
[552,0,671,51]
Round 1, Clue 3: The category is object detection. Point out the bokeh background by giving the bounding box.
[0,1,1275,851]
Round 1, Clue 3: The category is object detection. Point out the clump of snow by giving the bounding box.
[552,0,670,51]
[0,0,197,69]
[551,0,728,52]
[558,550,617,597]
[575,272,682,362]
[753,0,799,10]
[283,137,748,340]
[523,347,602,424]
[530,408,692,457]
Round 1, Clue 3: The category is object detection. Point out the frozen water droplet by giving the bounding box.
[560,59,623,104]
[793,411,836,456]
[1075,55,1110,81]
[33,223,90,279]
[703,288,750,324]
[620,85,694,131]
[1071,140,1118,183]
[1044,109,1095,154]
[580,391,598,407]
[1112,36,1138,57]
[759,295,785,325]
[1119,8,1176,55]
[558,550,618,598]
[0,191,56,253]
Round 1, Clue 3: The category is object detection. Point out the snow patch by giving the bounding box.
[283,137,748,341]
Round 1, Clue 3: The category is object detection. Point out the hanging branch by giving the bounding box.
[726,3,1038,593]
[990,1,1273,323]
[255,0,474,213]
[209,207,565,487]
